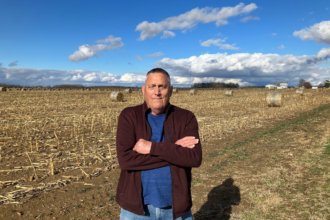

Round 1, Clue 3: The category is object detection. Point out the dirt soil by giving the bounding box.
[1,104,330,220]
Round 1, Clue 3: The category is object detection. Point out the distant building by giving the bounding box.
[274,82,288,89]
[265,84,277,89]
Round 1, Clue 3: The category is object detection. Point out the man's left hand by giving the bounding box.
[133,139,152,154]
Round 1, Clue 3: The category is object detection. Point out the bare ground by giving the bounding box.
[1,103,330,219]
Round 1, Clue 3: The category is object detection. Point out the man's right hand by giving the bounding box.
[175,136,199,149]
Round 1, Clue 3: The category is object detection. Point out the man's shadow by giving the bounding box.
[194,178,241,220]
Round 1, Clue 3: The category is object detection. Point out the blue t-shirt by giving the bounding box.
[141,112,172,208]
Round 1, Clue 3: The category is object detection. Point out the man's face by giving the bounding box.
[142,73,173,115]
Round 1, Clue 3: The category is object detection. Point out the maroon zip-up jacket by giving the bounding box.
[116,102,202,219]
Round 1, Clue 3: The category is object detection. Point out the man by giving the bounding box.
[116,68,202,220]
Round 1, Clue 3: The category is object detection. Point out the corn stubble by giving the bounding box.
[0,88,329,206]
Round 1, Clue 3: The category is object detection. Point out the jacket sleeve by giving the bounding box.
[149,111,202,168]
[116,108,171,171]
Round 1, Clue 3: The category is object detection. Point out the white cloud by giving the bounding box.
[278,45,285,49]
[9,60,18,67]
[0,68,148,86]
[201,38,239,50]
[161,30,176,39]
[136,55,143,61]
[145,52,164,57]
[272,33,277,36]
[219,44,239,50]
[154,48,330,86]
[72,73,82,81]
[83,73,98,81]
[293,20,330,44]
[0,63,2,67]
[171,76,248,86]
[240,16,260,22]
[68,35,124,62]
[2,48,330,87]
[135,3,258,41]
[95,35,122,44]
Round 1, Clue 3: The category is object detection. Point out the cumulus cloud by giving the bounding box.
[201,38,239,50]
[0,66,252,87]
[293,20,330,44]
[68,35,124,62]
[154,48,330,86]
[240,16,259,22]
[0,68,148,86]
[9,60,18,67]
[145,52,164,57]
[136,55,143,61]
[278,45,285,49]
[2,48,330,87]
[135,3,258,41]
[161,30,176,39]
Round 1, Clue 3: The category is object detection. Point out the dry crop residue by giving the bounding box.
[0,88,329,219]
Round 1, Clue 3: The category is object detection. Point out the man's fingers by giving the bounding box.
[182,136,195,141]
[183,139,199,145]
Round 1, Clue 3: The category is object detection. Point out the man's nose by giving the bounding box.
[154,87,161,94]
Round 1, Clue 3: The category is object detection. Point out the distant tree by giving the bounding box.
[191,82,239,89]
[324,80,330,88]
[303,82,312,89]
[318,83,324,88]
[297,79,306,87]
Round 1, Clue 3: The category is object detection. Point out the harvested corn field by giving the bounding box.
[0,88,330,219]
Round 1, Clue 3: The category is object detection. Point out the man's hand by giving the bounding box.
[133,139,152,154]
[175,136,199,149]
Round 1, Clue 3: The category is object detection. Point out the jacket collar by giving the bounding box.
[143,101,172,119]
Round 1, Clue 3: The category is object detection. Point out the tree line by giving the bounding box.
[191,82,239,88]
[297,79,330,88]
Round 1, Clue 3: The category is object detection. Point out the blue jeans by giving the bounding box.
[120,204,193,220]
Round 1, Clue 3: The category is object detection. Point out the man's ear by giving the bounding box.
[142,85,145,96]
[169,86,173,98]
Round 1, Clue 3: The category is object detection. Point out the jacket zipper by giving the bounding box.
[168,127,175,216]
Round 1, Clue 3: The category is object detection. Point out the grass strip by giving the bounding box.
[232,103,330,150]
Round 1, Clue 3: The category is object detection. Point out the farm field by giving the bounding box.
[0,88,330,219]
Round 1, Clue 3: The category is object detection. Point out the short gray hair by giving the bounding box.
[146,68,171,86]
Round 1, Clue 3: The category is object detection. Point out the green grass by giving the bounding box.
[230,103,330,152]
[74,204,82,209]
[324,143,330,156]
[109,195,116,201]
[78,187,92,193]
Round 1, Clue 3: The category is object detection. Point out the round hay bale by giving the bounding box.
[173,88,178,93]
[267,93,282,107]
[190,89,197,95]
[125,88,132,93]
[0,87,7,91]
[296,89,303,95]
[21,88,27,91]
[225,90,233,96]
[111,92,124,102]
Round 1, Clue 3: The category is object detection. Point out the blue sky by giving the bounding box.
[1,0,330,87]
